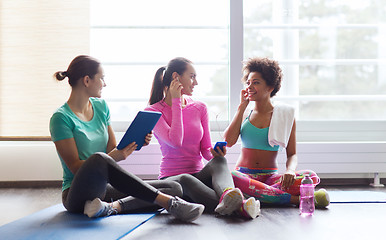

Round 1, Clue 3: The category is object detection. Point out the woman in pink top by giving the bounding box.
[145,57,260,219]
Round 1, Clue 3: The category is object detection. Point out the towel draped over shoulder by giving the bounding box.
[268,103,295,149]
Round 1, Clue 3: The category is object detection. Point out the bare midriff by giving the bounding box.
[235,147,279,169]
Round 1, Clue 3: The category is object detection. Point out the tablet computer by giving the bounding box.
[117,111,162,151]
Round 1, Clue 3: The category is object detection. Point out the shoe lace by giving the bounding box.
[106,207,118,216]
[103,200,118,216]
[170,197,188,211]
[169,197,178,209]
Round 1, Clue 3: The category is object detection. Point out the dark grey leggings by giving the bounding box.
[62,152,182,213]
[163,156,234,212]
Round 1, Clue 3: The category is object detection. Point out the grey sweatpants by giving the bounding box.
[163,156,234,212]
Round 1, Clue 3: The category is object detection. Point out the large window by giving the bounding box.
[90,0,230,124]
[90,0,386,142]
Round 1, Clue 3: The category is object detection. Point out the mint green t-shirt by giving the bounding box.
[49,98,110,191]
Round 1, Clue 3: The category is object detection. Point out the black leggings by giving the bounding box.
[164,156,234,212]
[62,152,182,213]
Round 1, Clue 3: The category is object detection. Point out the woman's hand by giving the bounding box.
[169,77,183,99]
[281,170,296,189]
[210,145,227,157]
[143,132,153,146]
[108,142,138,162]
[240,89,250,109]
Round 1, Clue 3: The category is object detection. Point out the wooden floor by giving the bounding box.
[0,187,62,226]
[124,186,386,240]
[1,186,386,240]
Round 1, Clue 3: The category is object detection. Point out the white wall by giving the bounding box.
[0,142,62,181]
[0,141,385,181]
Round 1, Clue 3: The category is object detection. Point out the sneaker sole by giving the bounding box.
[84,198,103,218]
[185,205,205,222]
[215,188,243,215]
[243,198,260,219]
[168,197,205,222]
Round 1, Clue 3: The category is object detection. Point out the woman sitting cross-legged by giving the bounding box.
[224,57,330,208]
[145,57,260,219]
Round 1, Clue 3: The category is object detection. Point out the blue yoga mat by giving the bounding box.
[0,204,158,240]
[329,190,386,203]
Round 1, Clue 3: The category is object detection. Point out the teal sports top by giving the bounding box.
[49,98,110,191]
[240,115,279,152]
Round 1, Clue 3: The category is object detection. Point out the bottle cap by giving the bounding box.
[301,175,313,184]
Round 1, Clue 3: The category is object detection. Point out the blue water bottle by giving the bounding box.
[299,174,315,216]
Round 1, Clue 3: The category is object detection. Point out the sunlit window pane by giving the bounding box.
[299,101,386,120]
[91,0,229,27]
[243,0,386,121]
[299,65,386,95]
[90,0,229,122]
[90,29,228,63]
[299,0,386,24]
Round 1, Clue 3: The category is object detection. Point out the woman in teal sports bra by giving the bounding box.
[224,57,330,207]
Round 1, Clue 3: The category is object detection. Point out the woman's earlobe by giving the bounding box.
[83,76,90,87]
[171,72,179,81]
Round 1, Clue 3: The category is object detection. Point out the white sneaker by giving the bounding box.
[167,196,205,222]
[240,197,260,219]
[214,188,244,215]
[84,198,118,218]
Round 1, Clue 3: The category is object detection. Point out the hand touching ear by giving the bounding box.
[169,77,183,99]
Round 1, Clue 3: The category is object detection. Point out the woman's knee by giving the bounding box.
[210,156,228,167]
[231,170,251,187]
[86,152,114,166]
[298,169,320,185]
[231,170,247,180]
[178,174,198,187]
[159,180,183,197]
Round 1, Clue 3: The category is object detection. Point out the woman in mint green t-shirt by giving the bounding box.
[49,55,204,222]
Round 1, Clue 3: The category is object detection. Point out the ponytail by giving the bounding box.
[148,57,193,105]
[149,67,166,105]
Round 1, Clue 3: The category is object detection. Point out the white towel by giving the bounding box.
[268,103,295,148]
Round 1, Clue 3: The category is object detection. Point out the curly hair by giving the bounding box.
[241,57,282,97]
